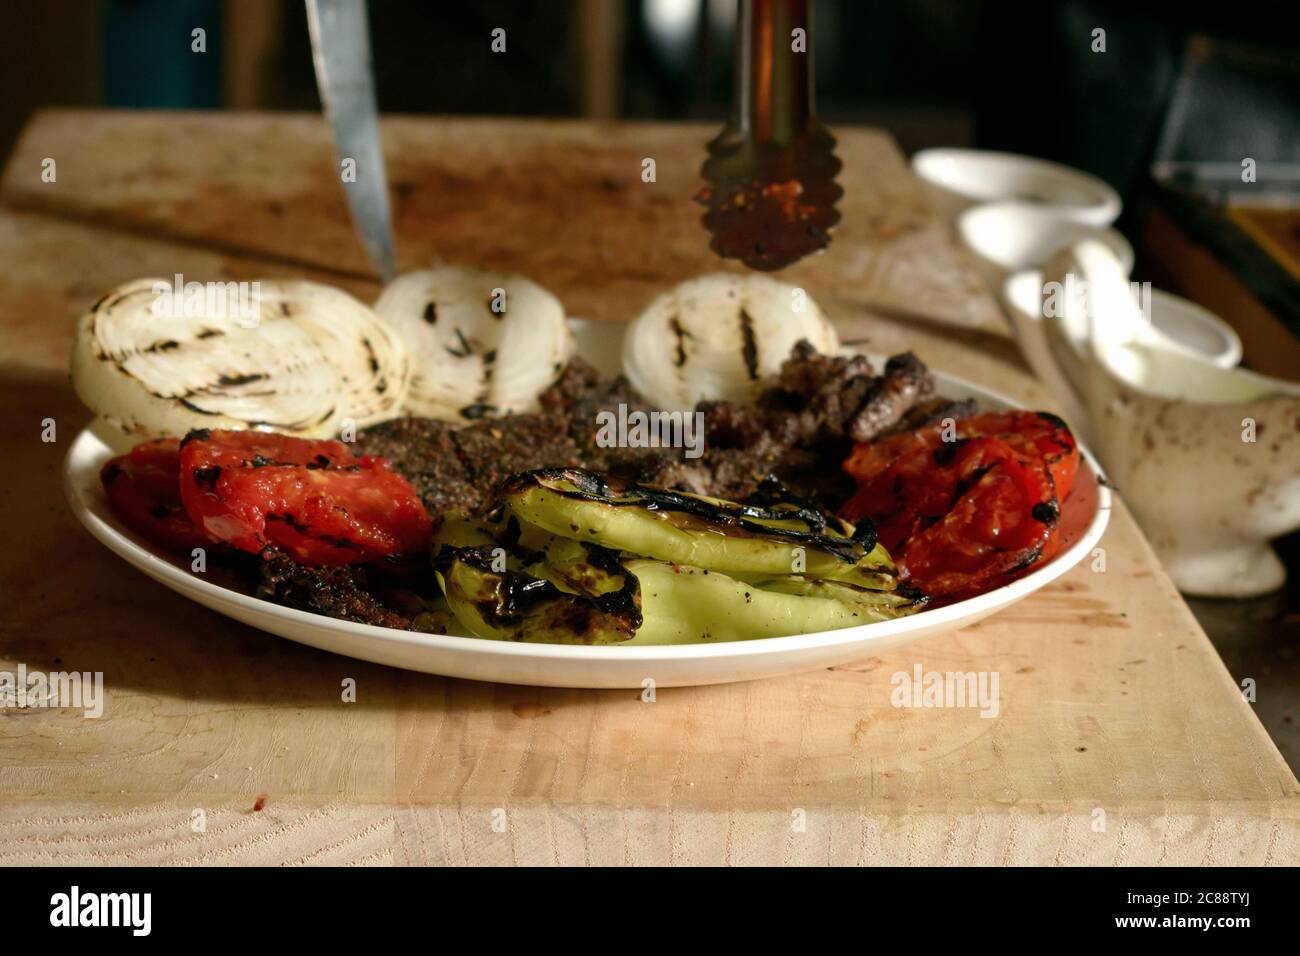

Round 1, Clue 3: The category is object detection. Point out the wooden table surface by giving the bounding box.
[0,110,1296,866]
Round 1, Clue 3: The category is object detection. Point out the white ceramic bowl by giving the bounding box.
[958,201,1134,287]
[64,321,1111,688]
[912,148,1122,226]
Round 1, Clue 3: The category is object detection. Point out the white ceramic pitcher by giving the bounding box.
[1028,240,1300,597]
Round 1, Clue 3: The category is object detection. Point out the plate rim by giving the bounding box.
[64,364,1112,666]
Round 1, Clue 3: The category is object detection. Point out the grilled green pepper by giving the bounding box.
[434,546,642,645]
[434,551,920,646]
[429,470,922,646]
[434,511,632,597]
[499,469,895,588]
[625,561,914,645]
[432,514,500,552]
[749,575,923,611]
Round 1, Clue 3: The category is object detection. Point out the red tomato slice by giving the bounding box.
[178,429,432,566]
[842,424,942,486]
[841,412,1077,599]
[843,411,1078,505]
[841,427,1022,554]
[955,411,1079,502]
[898,440,1057,598]
[101,438,208,553]
[841,425,945,549]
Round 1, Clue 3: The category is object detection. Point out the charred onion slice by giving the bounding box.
[72,278,342,438]
[373,266,572,421]
[622,273,838,411]
[178,429,432,566]
[257,280,409,429]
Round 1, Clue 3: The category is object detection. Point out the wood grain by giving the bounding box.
[0,799,1290,866]
[0,112,1297,865]
[0,109,1003,333]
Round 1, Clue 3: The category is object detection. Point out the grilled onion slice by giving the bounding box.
[257,280,409,428]
[373,266,573,421]
[72,278,341,438]
[622,273,838,411]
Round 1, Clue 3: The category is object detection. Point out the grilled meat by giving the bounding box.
[256,547,448,632]
[355,345,942,515]
[358,410,584,516]
[846,352,936,443]
[885,396,979,436]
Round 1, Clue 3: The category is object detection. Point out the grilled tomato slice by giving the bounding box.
[841,412,1078,599]
[101,438,208,553]
[953,410,1079,503]
[178,429,432,566]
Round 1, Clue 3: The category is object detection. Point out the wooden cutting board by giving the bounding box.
[0,110,1296,865]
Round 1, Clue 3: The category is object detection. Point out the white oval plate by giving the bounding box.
[65,321,1110,687]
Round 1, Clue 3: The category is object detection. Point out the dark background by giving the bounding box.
[3,0,1297,221]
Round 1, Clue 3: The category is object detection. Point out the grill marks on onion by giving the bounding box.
[374,266,572,422]
[256,280,410,429]
[669,316,690,369]
[739,309,760,380]
[623,274,839,411]
[72,278,411,439]
[478,349,498,405]
[446,328,474,359]
[71,278,345,438]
